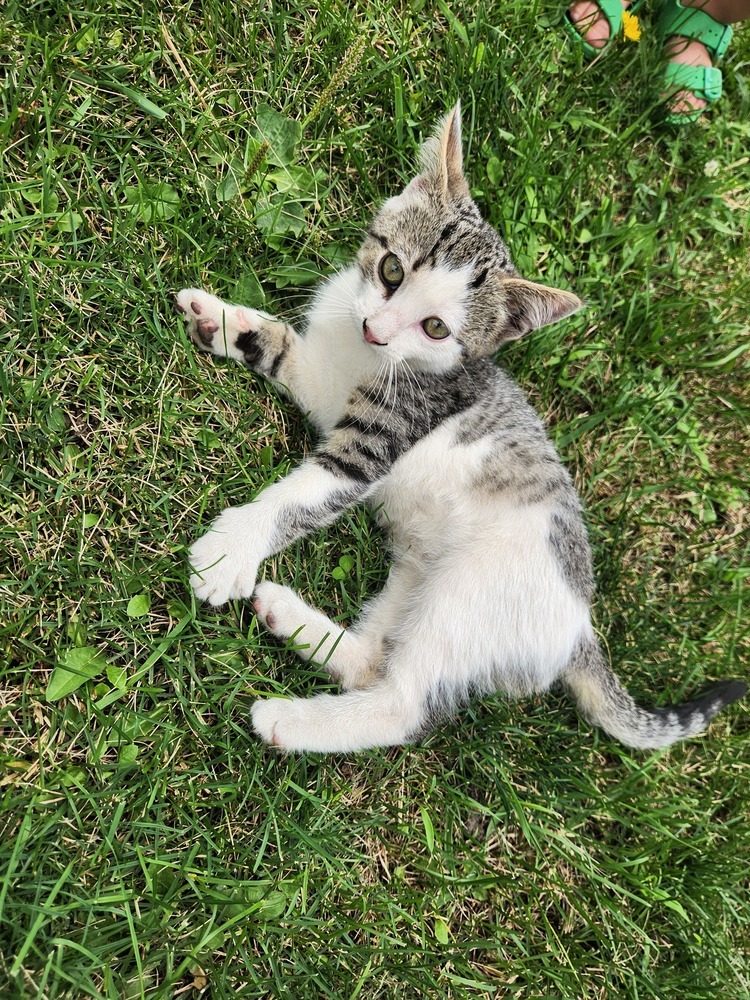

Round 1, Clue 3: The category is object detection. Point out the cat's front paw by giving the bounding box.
[175,288,266,361]
[189,507,260,605]
[251,697,303,750]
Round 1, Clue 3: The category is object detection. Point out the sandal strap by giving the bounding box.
[662,62,724,102]
[592,0,633,35]
[564,0,647,58]
[564,0,627,45]
[657,0,734,61]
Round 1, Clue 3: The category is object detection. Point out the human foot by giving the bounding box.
[662,35,713,116]
[565,0,632,53]
[657,0,734,123]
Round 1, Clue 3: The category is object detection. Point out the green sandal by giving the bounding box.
[657,0,734,124]
[563,0,643,58]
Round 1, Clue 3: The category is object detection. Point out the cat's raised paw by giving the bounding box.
[175,288,261,360]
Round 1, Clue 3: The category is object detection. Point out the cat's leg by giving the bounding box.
[250,675,425,752]
[189,358,453,607]
[188,459,374,606]
[252,581,382,689]
[175,288,306,404]
[251,562,442,751]
[188,374,431,606]
[252,561,421,689]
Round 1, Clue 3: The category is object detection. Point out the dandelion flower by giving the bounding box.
[622,11,641,41]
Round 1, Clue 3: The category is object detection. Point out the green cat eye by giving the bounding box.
[423,317,450,340]
[379,253,404,289]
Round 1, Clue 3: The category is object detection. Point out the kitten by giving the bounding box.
[176,104,746,753]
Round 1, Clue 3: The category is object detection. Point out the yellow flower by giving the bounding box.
[622,10,642,41]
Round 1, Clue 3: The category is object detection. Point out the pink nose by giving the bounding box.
[363,321,386,346]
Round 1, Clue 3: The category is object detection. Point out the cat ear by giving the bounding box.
[415,102,471,202]
[497,278,583,342]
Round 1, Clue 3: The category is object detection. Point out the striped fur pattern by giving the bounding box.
[176,105,746,753]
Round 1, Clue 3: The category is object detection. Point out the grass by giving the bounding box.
[1,0,749,996]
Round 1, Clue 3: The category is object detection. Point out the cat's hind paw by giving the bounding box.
[251,697,302,750]
[252,581,309,640]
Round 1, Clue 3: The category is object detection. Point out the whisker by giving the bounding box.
[400,359,429,437]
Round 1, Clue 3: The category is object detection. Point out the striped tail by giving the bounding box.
[562,638,747,749]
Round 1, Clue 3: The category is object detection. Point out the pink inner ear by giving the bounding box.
[437,105,469,202]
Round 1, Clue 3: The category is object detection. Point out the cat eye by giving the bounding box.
[422,317,450,340]
[379,253,405,290]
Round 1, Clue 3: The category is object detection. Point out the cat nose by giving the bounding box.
[363,320,386,346]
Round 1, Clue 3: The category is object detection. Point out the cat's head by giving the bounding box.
[353,104,581,370]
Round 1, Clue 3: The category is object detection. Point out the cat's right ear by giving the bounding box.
[496,278,583,342]
[406,103,471,202]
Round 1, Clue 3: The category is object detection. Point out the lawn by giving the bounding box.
[1,1,748,997]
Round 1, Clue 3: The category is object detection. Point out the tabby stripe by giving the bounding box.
[330,361,498,483]
[383,434,403,463]
[441,237,463,259]
[367,229,389,249]
[315,451,371,483]
[266,345,287,378]
[416,221,459,269]
[335,415,389,438]
[471,267,488,289]
[458,205,480,223]
[354,439,391,470]
[359,383,389,407]
[439,221,457,243]
[275,487,365,546]
[338,435,392,473]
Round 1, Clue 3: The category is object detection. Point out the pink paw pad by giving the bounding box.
[252,598,276,630]
[196,319,219,346]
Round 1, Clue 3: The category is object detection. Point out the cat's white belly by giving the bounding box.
[371,421,590,695]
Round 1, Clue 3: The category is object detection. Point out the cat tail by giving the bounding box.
[561,637,747,749]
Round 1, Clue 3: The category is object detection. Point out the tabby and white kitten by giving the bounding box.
[176,105,746,753]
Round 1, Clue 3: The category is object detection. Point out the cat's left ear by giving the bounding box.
[412,102,471,202]
[496,278,583,342]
